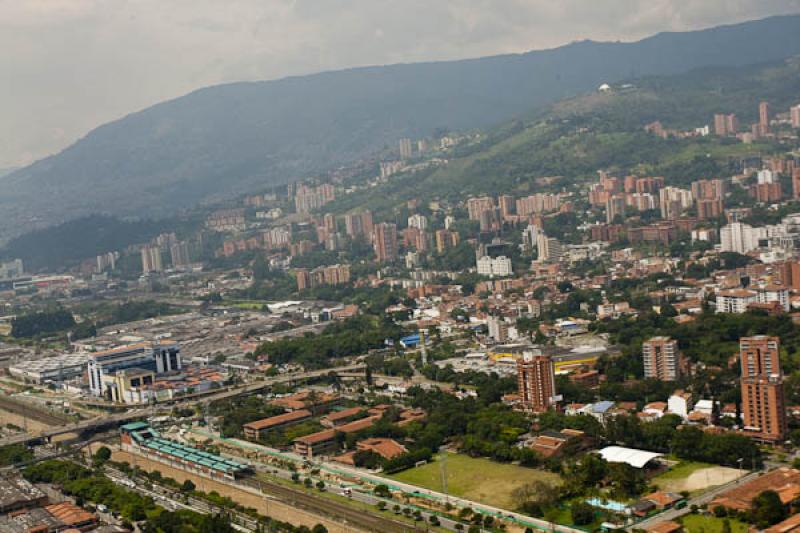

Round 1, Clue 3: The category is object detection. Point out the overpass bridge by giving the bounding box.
[0,364,364,448]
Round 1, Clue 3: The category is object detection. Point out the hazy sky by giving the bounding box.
[1,0,799,169]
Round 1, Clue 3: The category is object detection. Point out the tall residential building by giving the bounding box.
[434,229,460,253]
[719,222,766,254]
[691,179,726,200]
[169,242,191,269]
[536,233,563,263]
[344,211,374,239]
[713,113,737,136]
[642,337,682,381]
[407,214,428,231]
[399,138,413,159]
[95,252,117,273]
[517,352,557,412]
[740,336,786,442]
[373,222,398,263]
[659,187,693,219]
[498,195,516,218]
[793,169,800,200]
[294,184,335,214]
[466,196,495,220]
[605,195,626,223]
[697,198,724,220]
[140,246,163,274]
[759,101,770,135]
[791,105,800,129]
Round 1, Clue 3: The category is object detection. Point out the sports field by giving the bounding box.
[654,461,745,493]
[388,452,561,510]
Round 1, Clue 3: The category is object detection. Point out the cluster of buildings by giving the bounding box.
[510,334,787,443]
[295,264,351,290]
[0,475,117,533]
[714,100,800,141]
[293,183,336,214]
[241,391,425,460]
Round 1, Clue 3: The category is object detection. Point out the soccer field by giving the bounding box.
[388,452,561,510]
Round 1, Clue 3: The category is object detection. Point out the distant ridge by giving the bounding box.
[2,14,800,242]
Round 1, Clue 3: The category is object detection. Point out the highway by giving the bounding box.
[0,364,364,447]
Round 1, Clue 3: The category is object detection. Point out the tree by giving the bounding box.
[373,484,392,499]
[311,525,328,533]
[181,479,196,493]
[304,477,313,488]
[571,501,595,526]
[316,480,326,491]
[752,490,787,527]
[512,479,560,516]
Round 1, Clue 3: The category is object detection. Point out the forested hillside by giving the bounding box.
[2,15,800,242]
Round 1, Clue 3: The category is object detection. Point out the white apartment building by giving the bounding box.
[715,289,757,313]
[536,233,563,263]
[754,284,790,312]
[757,169,777,184]
[407,214,428,231]
[668,390,694,420]
[476,256,513,277]
[719,222,767,254]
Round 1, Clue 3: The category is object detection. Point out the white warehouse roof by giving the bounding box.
[597,446,663,468]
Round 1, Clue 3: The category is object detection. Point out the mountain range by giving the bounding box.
[2,14,800,243]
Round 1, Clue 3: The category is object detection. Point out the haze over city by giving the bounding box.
[5,3,800,533]
[1,0,799,168]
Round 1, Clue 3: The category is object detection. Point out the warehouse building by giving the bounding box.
[121,422,251,481]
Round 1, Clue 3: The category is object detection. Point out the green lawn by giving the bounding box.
[388,453,561,510]
[680,514,749,533]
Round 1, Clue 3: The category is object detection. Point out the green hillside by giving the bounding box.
[327,59,800,217]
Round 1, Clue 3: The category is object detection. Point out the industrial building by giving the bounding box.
[121,422,251,481]
[88,341,182,397]
[8,353,89,384]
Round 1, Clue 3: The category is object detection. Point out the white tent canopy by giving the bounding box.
[597,446,663,468]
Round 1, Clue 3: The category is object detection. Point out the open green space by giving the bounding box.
[388,452,561,511]
[680,514,749,533]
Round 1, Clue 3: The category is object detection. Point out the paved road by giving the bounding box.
[0,364,364,447]
[192,428,583,533]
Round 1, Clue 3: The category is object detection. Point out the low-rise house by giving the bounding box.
[242,409,312,440]
[321,406,367,428]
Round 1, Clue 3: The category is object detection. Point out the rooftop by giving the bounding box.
[598,446,664,468]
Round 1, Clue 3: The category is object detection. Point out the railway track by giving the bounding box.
[0,395,71,426]
[240,477,420,533]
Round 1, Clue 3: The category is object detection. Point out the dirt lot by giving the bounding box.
[112,449,360,533]
[657,465,745,492]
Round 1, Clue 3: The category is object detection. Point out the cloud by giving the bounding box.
[0,0,798,167]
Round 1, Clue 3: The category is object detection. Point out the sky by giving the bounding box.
[1,0,800,169]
